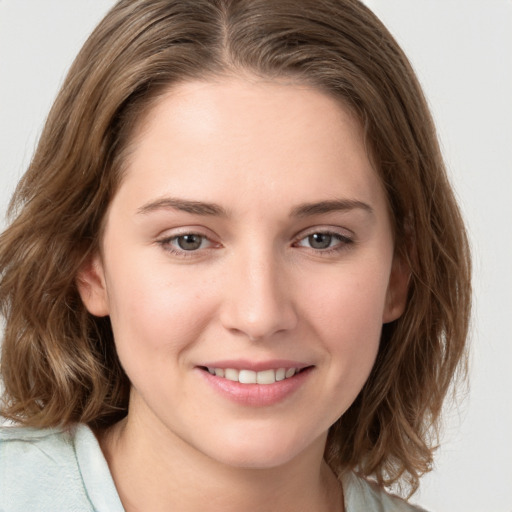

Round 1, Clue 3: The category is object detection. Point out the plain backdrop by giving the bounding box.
[1,2,511,511]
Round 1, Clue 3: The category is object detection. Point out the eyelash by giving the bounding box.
[157,229,354,258]
[157,232,217,258]
[292,230,354,254]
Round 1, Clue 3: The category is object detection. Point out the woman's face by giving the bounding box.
[79,77,407,469]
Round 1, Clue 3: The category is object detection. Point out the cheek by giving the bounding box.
[105,260,215,356]
[300,264,389,383]
[303,263,389,337]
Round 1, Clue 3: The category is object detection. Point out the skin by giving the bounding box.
[78,77,408,512]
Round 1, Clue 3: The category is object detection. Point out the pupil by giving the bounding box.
[309,233,332,249]
[178,234,202,251]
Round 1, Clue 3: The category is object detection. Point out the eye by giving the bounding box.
[158,232,217,255]
[305,233,335,250]
[295,231,353,251]
[174,234,207,251]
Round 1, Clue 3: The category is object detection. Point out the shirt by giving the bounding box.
[0,424,427,511]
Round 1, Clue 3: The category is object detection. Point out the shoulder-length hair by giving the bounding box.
[0,0,471,494]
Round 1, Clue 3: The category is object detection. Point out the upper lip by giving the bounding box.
[198,359,311,372]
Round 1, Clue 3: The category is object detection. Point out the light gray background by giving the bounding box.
[1,2,511,511]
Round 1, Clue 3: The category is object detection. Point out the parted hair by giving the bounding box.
[0,0,471,495]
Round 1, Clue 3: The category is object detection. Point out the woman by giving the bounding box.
[0,1,471,510]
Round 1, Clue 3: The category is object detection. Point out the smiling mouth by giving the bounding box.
[199,366,310,385]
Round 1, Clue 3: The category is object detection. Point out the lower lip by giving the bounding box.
[197,367,313,407]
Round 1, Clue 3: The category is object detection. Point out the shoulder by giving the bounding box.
[0,423,78,459]
[0,424,94,511]
[342,471,429,512]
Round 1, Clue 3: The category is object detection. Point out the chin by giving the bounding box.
[213,447,300,470]
[201,428,323,470]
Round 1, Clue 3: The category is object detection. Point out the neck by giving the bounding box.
[98,411,343,512]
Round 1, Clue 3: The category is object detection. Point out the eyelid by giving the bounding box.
[156,227,221,257]
[294,225,354,241]
[292,226,355,251]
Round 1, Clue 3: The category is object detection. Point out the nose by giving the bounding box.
[219,247,298,341]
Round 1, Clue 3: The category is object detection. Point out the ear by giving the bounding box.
[76,253,110,317]
[382,253,410,324]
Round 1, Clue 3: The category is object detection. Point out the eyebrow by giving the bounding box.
[290,199,374,217]
[137,197,227,216]
[137,196,373,218]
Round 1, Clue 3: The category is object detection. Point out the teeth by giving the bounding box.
[285,368,296,379]
[257,369,276,384]
[207,367,300,384]
[224,368,239,381]
[275,368,286,381]
[239,370,257,384]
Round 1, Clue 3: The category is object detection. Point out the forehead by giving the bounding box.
[116,77,386,215]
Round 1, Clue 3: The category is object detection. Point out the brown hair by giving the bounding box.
[0,0,471,495]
